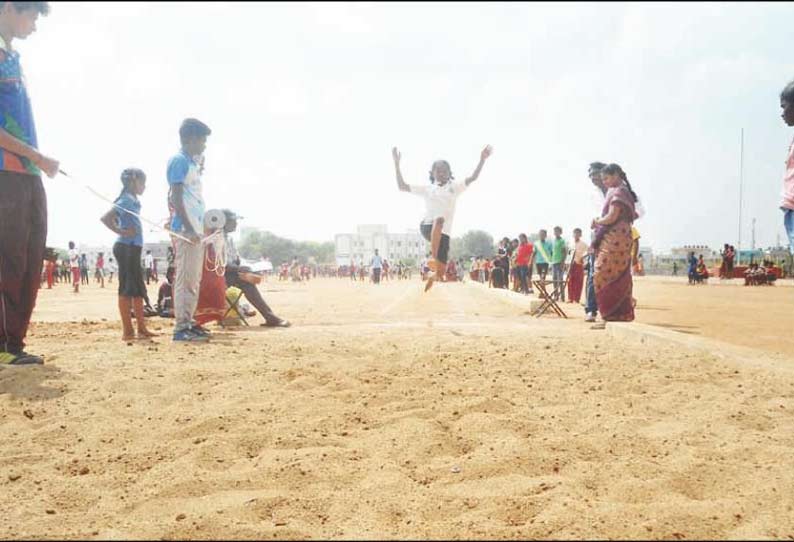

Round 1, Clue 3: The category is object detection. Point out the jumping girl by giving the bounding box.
[392,145,492,292]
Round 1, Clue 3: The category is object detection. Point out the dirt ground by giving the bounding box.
[632,276,794,356]
[2,276,793,540]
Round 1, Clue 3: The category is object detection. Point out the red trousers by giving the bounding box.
[567,261,585,303]
[0,172,47,353]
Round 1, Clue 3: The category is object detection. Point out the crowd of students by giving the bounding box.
[40,246,162,292]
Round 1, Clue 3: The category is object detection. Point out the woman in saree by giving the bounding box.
[591,163,640,322]
[194,239,228,327]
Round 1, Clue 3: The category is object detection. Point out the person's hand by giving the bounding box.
[481,145,493,161]
[34,153,59,179]
[392,147,401,165]
[591,218,599,229]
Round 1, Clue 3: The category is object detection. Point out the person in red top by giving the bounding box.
[515,233,534,295]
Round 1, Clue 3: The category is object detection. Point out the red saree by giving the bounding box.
[194,244,227,326]
[592,186,638,322]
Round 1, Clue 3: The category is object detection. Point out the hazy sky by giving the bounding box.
[19,1,794,253]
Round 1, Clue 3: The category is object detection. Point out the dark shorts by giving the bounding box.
[113,242,146,298]
[420,222,450,264]
[536,262,549,275]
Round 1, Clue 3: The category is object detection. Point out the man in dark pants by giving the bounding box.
[221,210,290,328]
[370,249,383,284]
[0,2,59,366]
[585,162,607,323]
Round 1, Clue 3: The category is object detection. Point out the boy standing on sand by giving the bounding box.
[550,226,567,301]
[568,228,588,304]
[0,1,59,365]
[68,241,80,293]
[167,118,212,342]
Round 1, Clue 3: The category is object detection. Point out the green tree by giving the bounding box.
[239,230,335,266]
[461,230,495,259]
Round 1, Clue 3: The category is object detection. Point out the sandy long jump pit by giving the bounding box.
[2,277,793,540]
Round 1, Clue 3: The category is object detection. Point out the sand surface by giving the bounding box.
[2,276,794,539]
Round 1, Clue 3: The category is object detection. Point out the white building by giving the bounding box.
[335,225,427,267]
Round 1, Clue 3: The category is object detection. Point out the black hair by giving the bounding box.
[428,160,454,183]
[588,162,607,173]
[554,226,562,232]
[179,118,211,144]
[539,229,547,235]
[573,227,582,234]
[9,2,50,14]
[781,79,794,103]
[602,163,639,203]
[118,168,145,199]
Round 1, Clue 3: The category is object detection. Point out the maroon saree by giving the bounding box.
[592,186,638,322]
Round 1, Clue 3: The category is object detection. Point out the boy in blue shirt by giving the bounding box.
[167,118,211,342]
[0,2,60,365]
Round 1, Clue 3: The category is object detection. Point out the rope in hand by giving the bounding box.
[58,168,215,246]
[203,230,227,277]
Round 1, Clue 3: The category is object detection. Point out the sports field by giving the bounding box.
[2,276,793,539]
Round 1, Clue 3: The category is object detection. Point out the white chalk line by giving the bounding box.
[379,282,422,316]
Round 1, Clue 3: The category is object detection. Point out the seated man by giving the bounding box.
[744,264,755,286]
[221,210,291,327]
[756,264,769,285]
[156,266,176,318]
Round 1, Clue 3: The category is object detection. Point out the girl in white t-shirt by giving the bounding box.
[392,145,492,291]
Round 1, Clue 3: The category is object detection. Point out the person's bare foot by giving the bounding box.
[424,276,435,292]
[122,333,135,341]
[137,329,157,338]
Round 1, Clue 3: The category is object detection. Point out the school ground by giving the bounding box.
[2,276,793,540]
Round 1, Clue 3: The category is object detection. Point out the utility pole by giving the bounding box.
[737,128,744,267]
[751,217,756,251]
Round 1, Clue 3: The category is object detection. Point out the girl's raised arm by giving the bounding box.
[465,145,493,186]
[393,147,410,192]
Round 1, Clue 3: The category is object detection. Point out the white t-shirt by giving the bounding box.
[572,240,589,265]
[68,249,80,269]
[144,254,154,268]
[408,181,469,235]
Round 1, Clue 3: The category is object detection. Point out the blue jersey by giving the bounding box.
[114,191,143,247]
